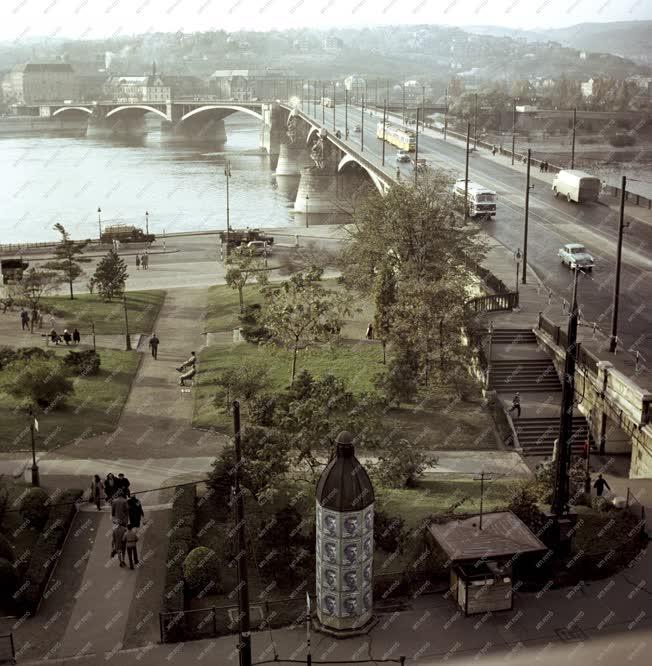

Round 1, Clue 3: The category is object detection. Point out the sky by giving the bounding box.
[0,0,650,41]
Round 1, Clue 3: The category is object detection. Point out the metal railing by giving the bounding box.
[466,292,519,313]
[538,314,600,376]
[0,634,15,664]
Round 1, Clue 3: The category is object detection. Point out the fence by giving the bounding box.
[0,633,15,664]
[466,292,519,313]
[537,314,600,376]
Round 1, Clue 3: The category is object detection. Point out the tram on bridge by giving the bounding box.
[376,122,415,151]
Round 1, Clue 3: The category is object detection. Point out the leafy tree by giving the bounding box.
[374,511,406,553]
[212,363,270,413]
[372,437,437,489]
[19,488,50,529]
[0,357,74,409]
[183,547,222,596]
[262,268,350,383]
[225,250,268,313]
[374,348,419,406]
[42,223,91,300]
[506,482,547,535]
[238,304,271,344]
[16,268,61,332]
[373,264,396,364]
[93,249,128,302]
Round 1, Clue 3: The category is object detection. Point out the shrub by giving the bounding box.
[374,349,419,405]
[0,357,73,409]
[374,510,406,553]
[506,483,547,534]
[20,488,50,530]
[63,349,101,376]
[238,304,271,344]
[183,547,222,597]
[0,558,16,596]
[16,488,82,612]
[592,496,613,513]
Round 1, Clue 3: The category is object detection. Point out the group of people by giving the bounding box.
[539,160,550,173]
[20,308,43,330]
[135,253,150,270]
[91,472,145,570]
[176,350,196,386]
[49,327,81,345]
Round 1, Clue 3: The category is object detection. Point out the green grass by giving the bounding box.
[40,290,165,335]
[0,348,140,452]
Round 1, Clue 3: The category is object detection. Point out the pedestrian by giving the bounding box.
[492,145,497,156]
[365,323,373,340]
[176,351,196,373]
[539,161,544,172]
[111,489,129,526]
[111,524,127,567]
[116,472,131,498]
[136,254,141,270]
[127,494,145,528]
[49,329,61,345]
[20,309,29,330]
[104,473,117,502]
[544,161,549,173]
[396,166,400,180]
[507,392,521,419]
[91,474,103,511]
[149,333,159,359]
[63,329,72,345]
[142,253,149,270]
[50,315,56,330]
[123,524,139,569]
[73,328,81,344]
[593,473,611,497]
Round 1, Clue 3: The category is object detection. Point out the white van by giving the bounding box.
[552,170,601,203]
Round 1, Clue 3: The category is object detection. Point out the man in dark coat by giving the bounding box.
[127,495,145,528]
[116,473,131,497]
[149,333,159,359]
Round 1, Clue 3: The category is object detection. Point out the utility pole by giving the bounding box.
[332,81,336,129]
[571,107,577,170]
[225,160,231,258]
[345,88,349,138]
[306,593,312,666]
[122,291,132,351]
[464,122,470,220]
[473,92,478,149]
[402,83,406,125]
[414,107,420,186]
[232,401,252,666]
[145,210,149,236]
[381,100,387,166]
[97,207,102,241]
[473,471,490,530]
[609,176,626,354]
[443,87,448,140]
[321,82,325,124]
[551,267,581,518]
[511,99,516,165]
[522,148,531,284]
[29,407,39,487]
[361,95,364,152]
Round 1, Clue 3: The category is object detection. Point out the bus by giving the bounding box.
[321,97,334,108]
[376,122,415,151]
[454,180,497,219]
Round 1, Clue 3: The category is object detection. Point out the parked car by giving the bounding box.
[396,150,410,163]
[243,240,272,256]
[552,169,601,203]
[354,124,361,133]
[558,243,594,271]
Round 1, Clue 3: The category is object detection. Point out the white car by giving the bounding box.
[353,124,361,133]
[396,151,410,163]
[243,241,272,256]
[558,243,594,271]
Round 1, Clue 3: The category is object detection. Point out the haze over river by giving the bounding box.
[0,115,298,245]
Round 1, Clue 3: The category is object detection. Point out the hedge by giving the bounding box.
[161,483,196,632]
[14,488,83,613]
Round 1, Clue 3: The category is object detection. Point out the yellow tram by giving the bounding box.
[376,122,416,151]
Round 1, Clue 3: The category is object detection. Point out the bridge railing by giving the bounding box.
[466,292,519,313]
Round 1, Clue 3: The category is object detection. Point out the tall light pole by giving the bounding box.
[381,99,387,166]
[332,81,336,129]
[514,249,522,294]
[321,81,325,124]
[345,88,349,139]
[232,401,252,666]
[145,210,149,236]
[609,176,626,354]
[29,407,39,487]
[97,207,102,241]
[511,99,516,165]
[473,92,478,149]
[571,107,577,170]
[444,86,448,140]
[361,95,364,152]
[522,148,531,284]
[463,122,470,220]
[122,290,132,351]
[422,84,426,132]
[414,107,420,186]
[224,160,231,257]
[305,195,309,229]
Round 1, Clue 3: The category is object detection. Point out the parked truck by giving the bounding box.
[219,229,274,252]
[100,224,155,244]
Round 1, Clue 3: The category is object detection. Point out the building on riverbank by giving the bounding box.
[2,63,78,105]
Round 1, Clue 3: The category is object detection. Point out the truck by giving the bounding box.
[1,258,29,284]
[552,169,601,203]
[219,228,274,252]
[453,179,497,219]
[100,225,155,244]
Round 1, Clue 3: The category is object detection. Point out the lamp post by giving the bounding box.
[345,88,349,139]
[522,148,532,284]
[145,210,149,236]
[511,99,517,165]
[332,81,336,130]
[486,321,494,390]
[97,207,102,241]
[514,249,522,295]
[473,92,478,149]
[463,122,470,220]
[29,407,39,487]
[321,81,325,124]
[224,160,232,259]
[305,195,309,228]
[414,107,420,186]
[609,176,626,354]
[123,290,132,351]
[361,95,364,152]
[381,99,387,166]
[571,107,577,170]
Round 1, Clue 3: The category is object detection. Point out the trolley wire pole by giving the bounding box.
[609,176,627,354]
[382,100,387,166]
[414,107,420,186]
[522,148,531,284]
[361,95,365,152]
[464,122,470,220]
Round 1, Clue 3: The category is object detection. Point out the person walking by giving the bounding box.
[593,473,611,497]
[111,490,129,526]
[365,323,373,340]
[73,328,81,344]
[492,145,497,156]
[104,473,117,502]
[127,495,145,528]
[149,333,159,359]
[20,309,29,331]
[91,474,103,511]
[116,473,131,498]
[539,161,544,173]
[123,525,139,569]
[63,329,72,345]
[112,524,127,567]
[142,253,149,270]
[508,392,521,419]
[135,254,141,270]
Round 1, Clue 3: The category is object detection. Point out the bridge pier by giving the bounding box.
[161,116,227,145]
[294,167,344,225]
[261,103,285,168]
[87,111,147,138]
[275,143,311,177]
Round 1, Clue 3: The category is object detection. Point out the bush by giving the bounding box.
[608,132,636,147]
[183,547,222,597]
[374,510,406,553]
[20,488,50,530]
[592,496,613,513]
[0,346,53,370]
[0,558,16,596]
[374,349,419,405]
[238,304,271,344]
[0,534,15,562]
[63,349,101,376]
[506,483,547,534]
[16,488,82,612]
[0,357,74,409]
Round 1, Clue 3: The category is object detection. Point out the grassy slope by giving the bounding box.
[0,348,140,452]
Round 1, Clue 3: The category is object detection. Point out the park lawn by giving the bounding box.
[0,348,139,453]
[41,290,165,335]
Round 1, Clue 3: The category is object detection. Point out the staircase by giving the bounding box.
[489,359,562,393]
[488,328,537,345]
[514,416,591,456]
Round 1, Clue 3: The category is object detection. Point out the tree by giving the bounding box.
[373,437,437,489]
[93,249,128,302]
[212,362,270,413]
[0,356,74,409]
[42,223,91,300]
[262,268,350,383]
[225,250,268,313]
[373,264,396,364]
[16,268,61,332]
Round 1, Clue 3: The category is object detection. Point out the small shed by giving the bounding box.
[428,511,547,616]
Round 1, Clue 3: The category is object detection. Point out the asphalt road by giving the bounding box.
[314,104,652,361]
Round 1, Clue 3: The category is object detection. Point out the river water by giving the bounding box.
[0,115,299,245]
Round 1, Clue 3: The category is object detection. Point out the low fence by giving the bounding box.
[0,634,15,665]
[537,314,600,376]
[466,292,519,313]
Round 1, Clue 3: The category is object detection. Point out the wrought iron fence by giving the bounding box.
[466,292,519,313]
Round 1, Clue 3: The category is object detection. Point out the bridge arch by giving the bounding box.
[52,106,93,117]
[105,105,170,121]
[337,154,388,195]
[179,105,263,124]
[306,125,322,145]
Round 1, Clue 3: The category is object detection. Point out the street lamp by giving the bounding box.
[29,407,39,487]
[145,210,149,236]
[97,207,102,241]
[305,195,309,228]
[123,290,132,351]
[514,249,522,294]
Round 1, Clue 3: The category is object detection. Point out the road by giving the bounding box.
[308,103,652,362]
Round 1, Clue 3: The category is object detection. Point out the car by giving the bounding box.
[396,151,410,163]
[243,240,272,256]
[353,124,361,133]
[558,243,594,271]
[412,157,427,171]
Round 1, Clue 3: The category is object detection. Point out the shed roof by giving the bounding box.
[428,511,546,563]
